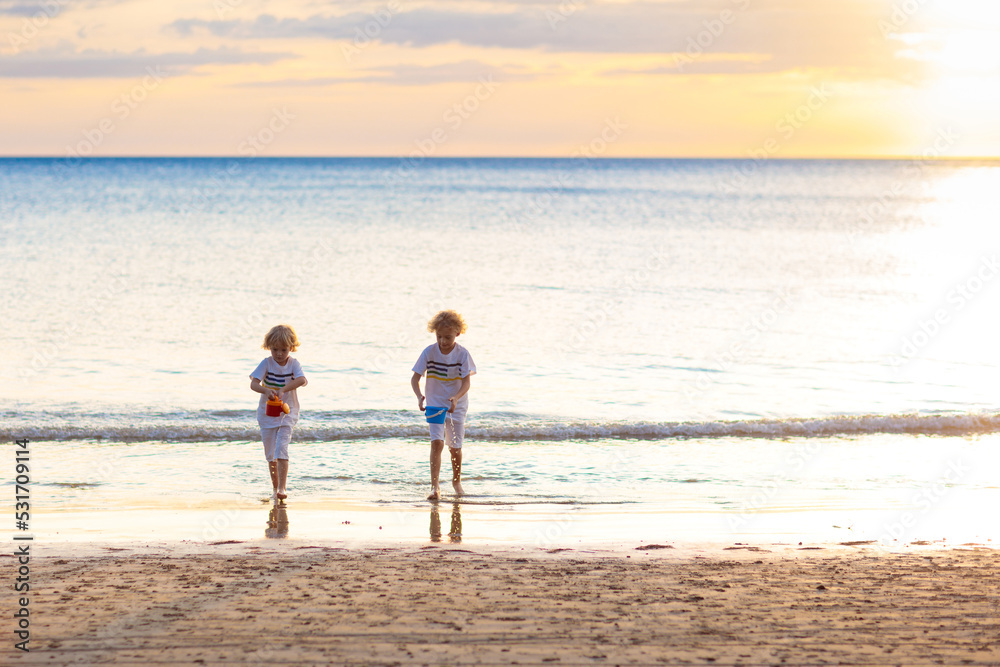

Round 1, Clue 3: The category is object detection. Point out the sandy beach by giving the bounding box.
[8,541,999,666]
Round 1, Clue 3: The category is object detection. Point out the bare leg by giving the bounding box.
[428,440,444,500]
[450,447,464,496]
[276,458,289,499]
[268,461,278,498]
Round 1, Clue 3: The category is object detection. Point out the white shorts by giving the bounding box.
[261,425,292,461]
[429,418,465,449]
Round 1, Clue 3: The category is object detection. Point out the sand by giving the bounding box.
[8,542,1000,666]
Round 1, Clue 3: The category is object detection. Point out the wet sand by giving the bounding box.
[9,542,1000,665]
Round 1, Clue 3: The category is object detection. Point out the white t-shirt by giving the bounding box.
[250,356,305,428]
[412,343,477,421]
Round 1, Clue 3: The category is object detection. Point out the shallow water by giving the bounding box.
[5,157,1000,546]
[23,432,1000,546]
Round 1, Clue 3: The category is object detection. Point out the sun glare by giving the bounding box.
[934,30,1000,73]
[922,166,1000,250]
[916,0,1000,74]
[924,0,1000,71]
[910,0,1000,140]
[930,0,1000,24]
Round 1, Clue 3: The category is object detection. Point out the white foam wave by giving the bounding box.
[2,410,999,443]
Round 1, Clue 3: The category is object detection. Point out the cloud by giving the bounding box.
[234,59,537,87]
[0,0,122,16]
[0,2,48,15]
[168,6,703,53]
[0,0,68,16]
[165,0,919,79]
[0,45,296,77]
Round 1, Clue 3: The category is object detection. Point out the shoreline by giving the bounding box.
[29,496,999,551]
[20,434,1000,551]
[24,531,999,561]
[24,534,1000,561]
[9,541,1000,665]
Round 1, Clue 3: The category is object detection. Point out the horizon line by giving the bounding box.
[2,155,999,162]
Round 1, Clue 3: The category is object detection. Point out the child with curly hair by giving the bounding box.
[410,310,477,500]
[250,324,308,501]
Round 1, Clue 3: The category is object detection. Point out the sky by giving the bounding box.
[1,0,999,158]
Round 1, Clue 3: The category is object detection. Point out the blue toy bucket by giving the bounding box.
[425,406,448,424]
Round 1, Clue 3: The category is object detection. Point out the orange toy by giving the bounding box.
[265,394,290,417]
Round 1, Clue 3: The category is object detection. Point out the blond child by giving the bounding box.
[411,310,477,500]
[250,324,307,501]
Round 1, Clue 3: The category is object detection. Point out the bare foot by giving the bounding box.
[427,485,441,501]
[276,489,288,500]
[452,480,465,496]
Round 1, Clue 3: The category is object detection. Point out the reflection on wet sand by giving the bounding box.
[266,503,289,539]
[430,502,463,543]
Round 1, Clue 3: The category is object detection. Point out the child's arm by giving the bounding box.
[410,372,425,411]
[448,375,472,412]
[276,376,307,397]
[250,378,276,398]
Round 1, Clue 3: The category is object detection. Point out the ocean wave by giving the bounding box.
[2,409,999,443]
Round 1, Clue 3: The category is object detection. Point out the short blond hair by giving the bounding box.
[427,310,467,335]
[262,324,300,351]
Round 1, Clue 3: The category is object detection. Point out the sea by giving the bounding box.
[3,157,1000,548]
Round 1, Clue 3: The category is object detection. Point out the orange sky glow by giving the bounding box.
[1,0,998,158]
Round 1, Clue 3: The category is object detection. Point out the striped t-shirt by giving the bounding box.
[412,343,476,421]
[250,356,305,427]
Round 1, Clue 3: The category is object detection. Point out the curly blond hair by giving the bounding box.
[427,310,467,335]
[262,324,300,351]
